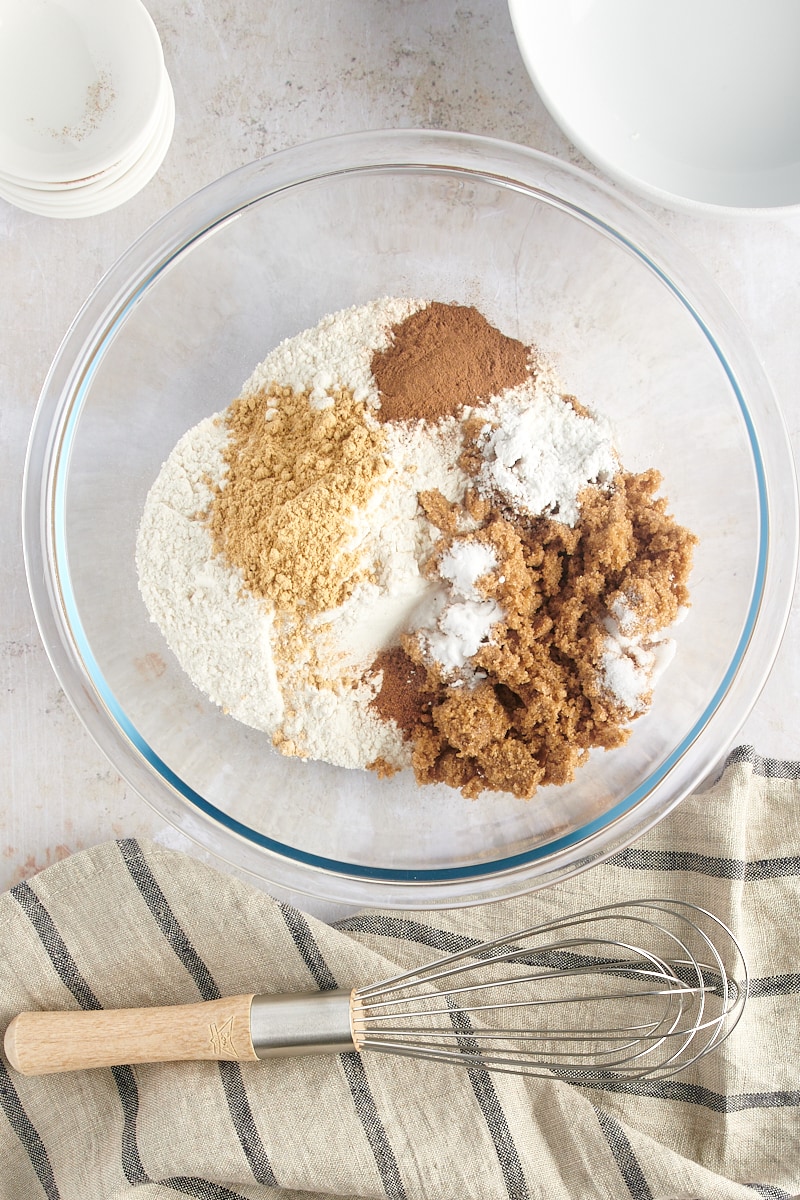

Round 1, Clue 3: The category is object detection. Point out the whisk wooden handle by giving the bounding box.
[4,995,258,1076]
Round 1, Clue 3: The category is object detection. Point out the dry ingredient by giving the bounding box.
[375,471,694,798]
[371,301,530,423]
[207,384,389,615]
[137,298,696,798]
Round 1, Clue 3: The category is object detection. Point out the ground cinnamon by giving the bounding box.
[368,647,428,739]
[371,302,531,423]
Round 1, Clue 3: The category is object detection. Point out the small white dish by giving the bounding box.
[0,72,174,217]
[0,0,165,185]
[508,0,800,215]
[0,58,169,192]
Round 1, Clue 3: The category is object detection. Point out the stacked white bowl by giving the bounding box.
[0,0,174,218]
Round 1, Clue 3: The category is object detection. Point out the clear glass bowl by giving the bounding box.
[23,130,798,908]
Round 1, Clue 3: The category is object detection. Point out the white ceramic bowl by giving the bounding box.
[0,0,165,185]
[0,74,174,217]
[509,0,800,215]
[0,58,170,192]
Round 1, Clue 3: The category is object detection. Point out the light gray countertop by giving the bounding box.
[2,0,799,908]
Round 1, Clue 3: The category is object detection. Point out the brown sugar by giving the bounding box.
[369,470,696,799]
[371,302,531,423]
[207,384,389,615]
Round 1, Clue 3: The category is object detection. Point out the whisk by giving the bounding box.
[5,899,747,1084]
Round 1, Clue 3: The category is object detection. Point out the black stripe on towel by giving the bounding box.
[594,1108,653,1200]
[333,913,471,952]
[608,847,800,880]
[748,974,800,998]
[724,746,800,779]
[279,903,339,992]
[11,881,104,1012]
[118,839,218,1000]
[335,912,476,948]
[278,904,407,1200]
[746,1185,795,1200]
[118,839,277,1188]
[580,1077,800,1113]
[338,1051,408,1200]
[11,880,149,1186]
[446,1002,530,1200]
[0,1056,61,1200]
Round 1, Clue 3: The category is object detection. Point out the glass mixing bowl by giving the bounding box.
[23,130,798,908]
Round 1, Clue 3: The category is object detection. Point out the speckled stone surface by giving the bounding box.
[2,0,799,912]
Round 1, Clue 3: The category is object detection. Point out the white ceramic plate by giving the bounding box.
[508,0,800,214]
[0,0,165,184]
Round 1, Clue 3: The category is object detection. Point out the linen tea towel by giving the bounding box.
[0,745,798,1199]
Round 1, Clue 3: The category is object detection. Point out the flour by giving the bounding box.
[243,296,422,409]
[135,416,284,732]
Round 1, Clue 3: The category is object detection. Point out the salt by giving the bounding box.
[438,541,497,599]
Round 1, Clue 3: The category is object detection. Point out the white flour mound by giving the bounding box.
[242,296,421,409]
[136,298,661,774]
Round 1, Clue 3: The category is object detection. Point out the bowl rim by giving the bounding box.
[22,129,799,906]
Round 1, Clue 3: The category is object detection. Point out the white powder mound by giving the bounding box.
[474,380,617,526]
[438,541,497,598]
[413,540,504,675]
[599,599,680,713]
[242,296,423,409]
[600,634,677,714]
[415,587,505,675]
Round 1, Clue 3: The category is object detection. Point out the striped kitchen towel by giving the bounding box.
[0,745,798,1200]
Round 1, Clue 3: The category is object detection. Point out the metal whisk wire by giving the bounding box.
[350,900,748,1082]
